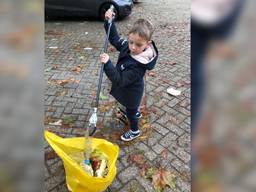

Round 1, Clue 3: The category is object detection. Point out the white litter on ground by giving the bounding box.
[84,47,93,50]
[49,119,62,126]
[167,87,181,96]
[49,46,58,49]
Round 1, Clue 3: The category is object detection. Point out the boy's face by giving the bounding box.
[128,33,151,55]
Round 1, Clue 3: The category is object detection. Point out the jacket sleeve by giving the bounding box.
[103,60,144,87]
[104,21,128,52]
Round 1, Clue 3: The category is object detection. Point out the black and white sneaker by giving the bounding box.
[120,130,141,141]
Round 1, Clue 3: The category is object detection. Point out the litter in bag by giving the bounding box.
[45,131,119,192]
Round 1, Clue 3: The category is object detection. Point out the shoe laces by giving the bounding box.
[124,130,133,138]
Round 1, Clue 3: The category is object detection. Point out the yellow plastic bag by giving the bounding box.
[45,131,119,192]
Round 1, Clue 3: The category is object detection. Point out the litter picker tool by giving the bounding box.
[88,5,115,135]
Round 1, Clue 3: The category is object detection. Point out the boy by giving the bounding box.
[100,9,158,141]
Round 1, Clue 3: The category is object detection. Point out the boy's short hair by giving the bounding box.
[128,19,154,41]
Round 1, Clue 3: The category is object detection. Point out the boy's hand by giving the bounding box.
[100,53,109,64]
[105,9,115,21]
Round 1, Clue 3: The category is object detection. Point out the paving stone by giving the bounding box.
[156,113,170,126]
[169,124,185,136]
[168,98,180,108]
[120,154,130,168]
[64,102,75,113]
[72,108,89,115]
[152,143,166,154]
[45,166,50,178]
[160,132,179,147]
[176,177,191,192]
[52,101,67,107]
[45,96,55,105]
[153,122,170,136]
[144,130,162,146]
[120,179,146,192]
[178,133,190,149]
[171,158,190,178]
[55,182,69,192]
[109,178,122,191]
[136,177,155,192]
[173,148,191,164]
[44,175,65,191]
[52,107,64,118]
[118,166,139,184]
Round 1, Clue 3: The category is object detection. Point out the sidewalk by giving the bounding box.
[44,0,190,191]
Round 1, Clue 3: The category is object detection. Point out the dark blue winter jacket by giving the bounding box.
[103,21,158,109]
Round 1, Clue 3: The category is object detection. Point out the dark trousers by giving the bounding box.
[191,0,243,136]
[126,108,139,132]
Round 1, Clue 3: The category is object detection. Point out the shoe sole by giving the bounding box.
[120,132,141,142]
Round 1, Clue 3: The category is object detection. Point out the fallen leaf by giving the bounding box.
[160,149,168,160]
[148,71,156,77]
[152,168,176,191]
[180,100,189,107]
[142,123,151,130]
[128,152,146,167]
[96,121,104,129]
[169,116,177,125]
[56,89,68,97]
[169,62,177,65]
[71,65,83,73]
[45,151,58,160]
[62,116,75,127]
[145,167,158,179]
[52,65,60,70]
[44,116,54,124]
[45,30,65,36]
[177,80,190,88]
[53,78,80,86]
[99,93,108,100]
[150,107,158,114]
[98,102,115,113]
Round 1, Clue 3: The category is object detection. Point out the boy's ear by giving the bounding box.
[148,40,152,44]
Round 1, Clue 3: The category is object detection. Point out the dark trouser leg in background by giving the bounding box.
[191,23,210,136]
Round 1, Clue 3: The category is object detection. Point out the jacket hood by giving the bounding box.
[130,41,158,70]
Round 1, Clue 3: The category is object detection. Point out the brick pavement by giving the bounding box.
[44,0,190,191]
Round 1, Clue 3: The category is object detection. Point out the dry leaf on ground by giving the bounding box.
[160,149,168,160]
[128,152,146,167]
[148,71,156,77]
[151,168,176,191]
